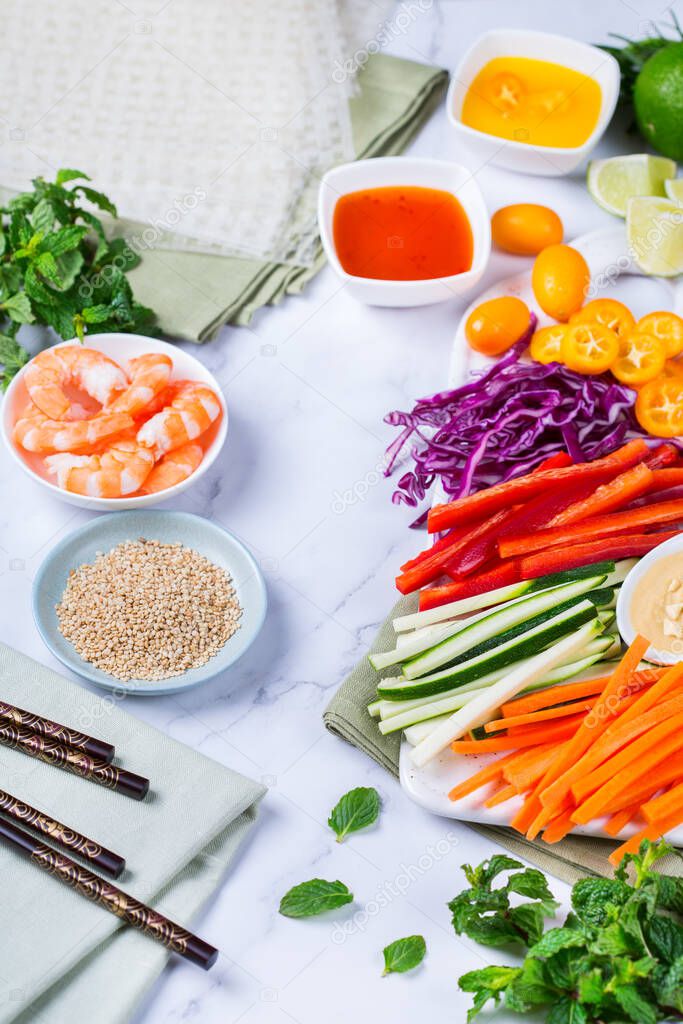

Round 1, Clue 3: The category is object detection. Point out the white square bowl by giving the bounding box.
[447,29,621,176]
[317,157,491,307]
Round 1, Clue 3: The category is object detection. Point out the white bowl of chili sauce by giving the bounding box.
[317,157,491,307]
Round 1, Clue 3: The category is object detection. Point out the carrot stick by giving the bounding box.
[484,783,518,808]
[568,688,683,805]
[525,638,650,838]
[642,780,683,824]
[604,804,640,837]
[571,722,683,825]
[427,440,649,532]
[501,677,613,717]
[501,669,666,719]
[500,495,683,559]
[447,750,520,802]
[541,809,575,844]
[503,746,558,791]
[486,697,599,733]
[451,715,584,755]
[509,793,542,834]
[600,752,683,813]
[609,804,683,867]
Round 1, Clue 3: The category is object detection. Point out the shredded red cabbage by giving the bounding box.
[384,325,648,525]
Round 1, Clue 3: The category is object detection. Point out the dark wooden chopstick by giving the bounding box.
[0,722,149,800]
[0,699,115,763]
[0,817,218,969]
[0,787,125,877]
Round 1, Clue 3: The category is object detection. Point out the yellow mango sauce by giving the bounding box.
[461,56,602,148]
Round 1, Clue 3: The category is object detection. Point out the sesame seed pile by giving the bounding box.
[56,538,242,681]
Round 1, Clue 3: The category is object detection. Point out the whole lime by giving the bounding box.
[634,42,683,160]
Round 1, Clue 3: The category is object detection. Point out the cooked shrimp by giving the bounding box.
[140,444,203,494]
[107,354,173,416]
[24,346,129,420]
[13,402,133,453]
[137,381,222,459]
[45,440,155,498]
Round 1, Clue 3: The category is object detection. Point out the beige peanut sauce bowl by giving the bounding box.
[617,533,683,666]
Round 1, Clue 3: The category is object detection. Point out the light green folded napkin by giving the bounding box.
[122,55,448,342]
[0,643,265,1024]
[323,595,683,885]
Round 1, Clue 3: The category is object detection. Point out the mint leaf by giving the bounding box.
[74,185,117,218]
[0,333,29,389]
[458,965,521,1021]
[381,934,426,975]
[547,996,588,1023]
[56,168,90,186]
[279,879,352,918]
[328,786,380,842]
[2,292,34,324]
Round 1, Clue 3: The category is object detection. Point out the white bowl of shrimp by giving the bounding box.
[1,334,228,510]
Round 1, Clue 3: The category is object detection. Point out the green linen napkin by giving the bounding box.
[0,643,265,1024]
[323,595,683,885]
[122,55,449,342]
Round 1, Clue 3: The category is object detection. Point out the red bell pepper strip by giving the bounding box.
[517,532,678,580]
[543,463,654,530]
[418,561,521,611]
[646,468,683,493]
[499,497,683,559]
[399,525,470,573]
[427,439,650,534]
[644,444,679,469]
[449,477,602,578]
[396,509,516,594]
[534,452,573,471]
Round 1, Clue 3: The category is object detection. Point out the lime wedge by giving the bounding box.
[587,154,677,217]
[627,196,683,277]
[665,178,683,202]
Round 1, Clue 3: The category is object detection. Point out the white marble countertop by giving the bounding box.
[0,1,671,1020]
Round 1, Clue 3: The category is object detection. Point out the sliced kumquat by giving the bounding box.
[570,298,635,337]
[560,321,620,375]
[485,72,525,113]
[611,331,666,386]
[662,358,683,380]
[635,311,683,359]
[529,323,569,365]
[636,377,683,437]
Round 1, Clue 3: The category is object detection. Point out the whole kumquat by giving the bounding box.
[491,203,563,255]
[531,244,590,321]
[464,296,532,356]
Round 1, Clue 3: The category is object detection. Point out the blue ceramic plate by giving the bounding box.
[32,511,267,696]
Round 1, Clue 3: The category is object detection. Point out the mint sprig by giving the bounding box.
[449,854,559,949]
[458,840,683,1023]
[328,786,381,843]
[0,169,156,389]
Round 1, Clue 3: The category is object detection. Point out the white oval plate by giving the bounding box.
[399,226,683,842]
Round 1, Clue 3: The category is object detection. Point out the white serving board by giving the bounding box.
[399,226,683,843]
